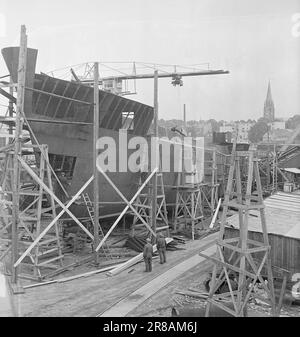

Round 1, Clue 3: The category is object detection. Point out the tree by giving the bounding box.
[248,117,269,143]
[285,114,300,129]
[207,119,219,132]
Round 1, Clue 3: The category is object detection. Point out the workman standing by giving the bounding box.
[156,233,167,264]
[143,237,153,272]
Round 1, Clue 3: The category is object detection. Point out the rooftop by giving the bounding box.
[226,191,300,240]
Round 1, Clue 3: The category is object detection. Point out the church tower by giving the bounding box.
[263,81,275,122]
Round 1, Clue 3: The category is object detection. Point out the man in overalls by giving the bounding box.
[157,233,167,264]
[143,238,153,272]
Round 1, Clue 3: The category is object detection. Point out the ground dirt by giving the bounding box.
[4,230,300,317]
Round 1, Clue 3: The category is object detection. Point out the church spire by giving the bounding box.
[266,80,272,102]
[263,81,275,122]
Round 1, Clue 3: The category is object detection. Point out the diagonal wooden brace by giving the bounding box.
[14,157,94,268]
[95,166,158,252]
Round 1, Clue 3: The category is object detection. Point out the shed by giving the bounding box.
[224,191,300,277]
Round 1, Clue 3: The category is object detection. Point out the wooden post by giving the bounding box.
[11,25,27,284]
[183,104,186,129]
[211,149,216,212]
[8,79,14,137]
[151,70,158,241]
[93,62,100,265]
[266,149,270,188]
[272,144,275,192]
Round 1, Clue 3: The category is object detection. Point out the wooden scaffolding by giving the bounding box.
[172,156,204,240]
[0,26,101,287]
[199,141,278,316]
[131,171,169,237]
[0,144,63,280]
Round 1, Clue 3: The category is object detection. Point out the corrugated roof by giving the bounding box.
[226,191,300,239]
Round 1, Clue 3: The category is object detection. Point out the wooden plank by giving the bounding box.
[36,255,64,267]
[57,263,124,283]
[175,290,209,299]
[23,262,125,289]
[23,280,56,289]
[100,243,216,316]
[209,198,221,229]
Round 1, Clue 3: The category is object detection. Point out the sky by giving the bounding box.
[0,0,299,121]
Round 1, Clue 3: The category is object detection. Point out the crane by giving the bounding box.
[58,61,229,96]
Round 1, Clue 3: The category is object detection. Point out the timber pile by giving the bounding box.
[176,227,219,240]
[125,236,147,252]
[125,235,185,252]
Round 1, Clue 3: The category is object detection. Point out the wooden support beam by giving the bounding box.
[95,167,158,252]
[70,68,80,82]
[11,25,27,284]
[93,62,100,265]
[151,70,158,240]
[0,87,16,103]
[14,161,94,268]
[25,118,92,125]
[0,245,11,262]
[209,198,221,229]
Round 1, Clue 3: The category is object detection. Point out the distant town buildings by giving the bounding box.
[270,120,286,130]
[263,81,275,122]
[262,128,293,143]
[219,120,255,143]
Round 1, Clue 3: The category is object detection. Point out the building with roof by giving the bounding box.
[262,128,293,143]
[219,121,255,143]
[225,191,300,276]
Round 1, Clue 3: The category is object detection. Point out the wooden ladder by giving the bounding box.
[81,192,112,259]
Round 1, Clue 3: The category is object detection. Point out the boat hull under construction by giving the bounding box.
[1,47,204,219]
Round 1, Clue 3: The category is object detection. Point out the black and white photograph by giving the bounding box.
[0,0,300,322]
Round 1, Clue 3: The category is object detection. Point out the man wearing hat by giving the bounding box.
[143,238,153,272]
[156,233,167,264]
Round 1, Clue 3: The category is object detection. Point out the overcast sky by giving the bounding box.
[0,0,299,121]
